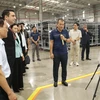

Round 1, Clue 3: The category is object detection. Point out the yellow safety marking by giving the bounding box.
[27,71,100,100]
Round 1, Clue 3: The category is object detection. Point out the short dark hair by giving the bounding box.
[57,18,64,24]
[0,17,4,27]
[17,23,22,26]
[20,22,25,25]
[32,26,36,29]
[74,22,79,26]
[2,9,14,20]
[10,23,18,29]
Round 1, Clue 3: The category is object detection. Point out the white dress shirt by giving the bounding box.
[21,32,27,50]
[0,39,11,78]
[69,29,82,44]
[5,21,10,28]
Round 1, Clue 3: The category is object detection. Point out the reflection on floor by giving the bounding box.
[16,46,100,100]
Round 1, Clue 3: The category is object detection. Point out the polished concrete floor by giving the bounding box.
[16,46,100,100]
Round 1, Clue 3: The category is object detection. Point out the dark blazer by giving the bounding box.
[3,28,15,71]
[81,29,93,45]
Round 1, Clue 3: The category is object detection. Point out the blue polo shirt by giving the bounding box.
[50,29,69,55]
[30,32,40,44]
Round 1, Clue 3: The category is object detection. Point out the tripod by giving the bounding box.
[92,76,100,100]
[85,64,100,100]
[85,64,100,90]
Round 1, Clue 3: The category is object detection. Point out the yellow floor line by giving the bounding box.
[27,71,100,100]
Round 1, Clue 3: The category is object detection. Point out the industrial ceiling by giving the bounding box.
[0,0,100,13]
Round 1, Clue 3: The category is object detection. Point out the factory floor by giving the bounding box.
[16,46,100,100]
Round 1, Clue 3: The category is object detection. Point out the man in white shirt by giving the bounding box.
[69,23,82,66]
[0,18,17,100]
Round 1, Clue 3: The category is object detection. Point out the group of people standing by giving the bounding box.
[0,8,42,100]
[0,9,31,100]
[0,9,94,100]
[50,18,93,87]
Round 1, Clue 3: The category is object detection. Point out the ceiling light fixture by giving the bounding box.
[62,17,64,19]
[67,9,69,11]
[44,0,59,3]
[65,15,67,17]
[88,3,90,6]
[83,10,85,13]
[36,7,39,9]
[13,6,16,8]
[19,4,22,6]
[66,1,69,3]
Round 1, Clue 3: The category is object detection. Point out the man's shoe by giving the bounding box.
[19,88,24,90]
[69,62,73,66]
[37,59,41,61]
[62,81,68,86]
[76,62,79,66]
[33,60,35,62]
[54,82,57,87]
[81,59,84,61]
[25,66,29,69]
[86,58,91,60]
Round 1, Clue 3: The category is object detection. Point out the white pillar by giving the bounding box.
[39,0,43,48]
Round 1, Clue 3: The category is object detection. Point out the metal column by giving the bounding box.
[39,0,43,48]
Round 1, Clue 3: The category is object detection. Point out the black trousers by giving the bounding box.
[12,57,23,92]
[7,56,15,87]
[53,54,68,82]
[0,77,10,100]
[81,43,90,59]
[22,46,26,73]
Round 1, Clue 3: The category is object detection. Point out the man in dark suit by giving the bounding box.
[2,9,16,86]
[81,25,94,61]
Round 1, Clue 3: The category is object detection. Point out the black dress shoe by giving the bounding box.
[19,88,24,90]
[86,58,91,60]
[14,89,20,92]
[81,59,84,61]
[33,60,35,62]
[25,66,29,69]
[54,82,57,87]
[62,81,68,86]
[37,59,41,61]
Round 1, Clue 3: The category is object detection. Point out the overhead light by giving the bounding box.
[35,13,37,15]
[36,7,39,9]
[26,16,28,18]
[83,10,85,14]
[88,3,90,6]
[44,0,59,3]
[44,0,49,1]
[67,9,69,11]
[65,15,67,17]
[66,1,69,3]
[19,4,22,6]
[62,17,64,19]
[13,6,16,8]
[25,5,39,10]
[51,0,59,3]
